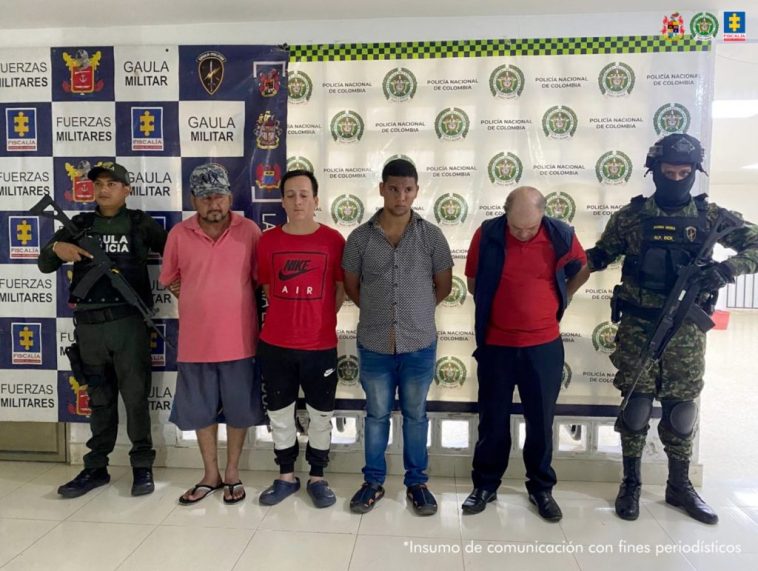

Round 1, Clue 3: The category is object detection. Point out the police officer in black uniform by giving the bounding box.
[38,162,167,498]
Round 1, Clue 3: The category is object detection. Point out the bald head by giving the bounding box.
[505,186,545,241]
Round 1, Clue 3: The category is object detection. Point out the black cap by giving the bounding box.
[87,162,131,186]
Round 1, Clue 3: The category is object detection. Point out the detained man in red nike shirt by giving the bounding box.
[256,170,346,508]
[461,186,590,521]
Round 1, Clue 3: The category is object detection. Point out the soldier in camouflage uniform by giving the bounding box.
[586,134,758,524]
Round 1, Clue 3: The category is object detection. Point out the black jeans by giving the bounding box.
[471,338,564,494]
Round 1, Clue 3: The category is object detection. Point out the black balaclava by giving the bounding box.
[644,133,706,210]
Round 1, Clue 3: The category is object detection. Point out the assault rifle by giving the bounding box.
[30,193,171,347]
[619,209,743,411]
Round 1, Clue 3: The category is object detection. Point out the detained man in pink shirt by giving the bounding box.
[160,163,264,505]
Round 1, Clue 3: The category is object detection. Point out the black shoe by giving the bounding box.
[461,488,497,515]
[406,484,438,516]
[57,468,110,499]
[131,468,155,497]
[528,490,562,522]
[665,458,718,525]
[615,456,642,521]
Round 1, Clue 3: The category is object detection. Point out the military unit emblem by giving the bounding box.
[487,152,523,185]
[434,193,468,225]
[596,151,633,185]
[197,51,226,95]
[598,62,635,97]
[255,110,281,149]
[255,63,283,97]
[542,106,578,139]
[330,110,365,143]
[544,192,577,223]
[63,160,97,203]
[434,356,467,388]
[61,49,104,94]
[435,108,470,141]
[382,67,417,102]
[489,64,525,99]
[331,194,365,226]
[287,70,313,103]
[653,103,691,135]
[255,163,282,190]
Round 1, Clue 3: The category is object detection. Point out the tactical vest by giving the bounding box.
[68,210,153,307]
[621,195,710,294]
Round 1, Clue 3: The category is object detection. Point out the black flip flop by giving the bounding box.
[178,482,223,505]
[223,481,246,505]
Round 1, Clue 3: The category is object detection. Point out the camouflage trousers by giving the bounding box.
[610,315,705,461]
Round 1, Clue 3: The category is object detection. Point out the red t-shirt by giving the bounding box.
[465,224,587,347]
[257,224,346,350]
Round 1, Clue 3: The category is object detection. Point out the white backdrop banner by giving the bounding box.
[286,36,714,413]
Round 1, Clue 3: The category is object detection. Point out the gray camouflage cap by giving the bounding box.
[190,163,232,197]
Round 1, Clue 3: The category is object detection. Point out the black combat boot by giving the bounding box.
[665,458,718,524]
[615,456,642,521]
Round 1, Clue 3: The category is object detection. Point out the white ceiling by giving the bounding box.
[1,1,748,29]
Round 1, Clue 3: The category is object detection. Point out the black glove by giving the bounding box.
[695,262,734,292]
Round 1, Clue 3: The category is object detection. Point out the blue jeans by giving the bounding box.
[358,341,436,487]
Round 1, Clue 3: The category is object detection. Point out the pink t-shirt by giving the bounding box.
[159,212,262,363]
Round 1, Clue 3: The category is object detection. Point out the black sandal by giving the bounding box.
[349,482,385,514]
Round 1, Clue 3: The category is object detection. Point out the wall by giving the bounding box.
[2,11,756,483]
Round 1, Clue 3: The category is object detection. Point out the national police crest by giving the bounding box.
[598,62,635,97]
[434,193,468,225]
[331,194,365,226]
[287,70,313,103]
[330,110,364,143]
[434,356,467,388]
[382,67,417,102]
[544,192,576,223]
[654,103,691,135]
[337,355,360,386]
[287,156,314,172]
[384,154,415,168]
[442,276,467,307]
[592,321,618,353]
[435,108,469,141]
[562,362,572,389]
[489,64,525,99]
[691,12,719,41]
[487,152,523,185]
[596,151,633,184]
[542,106,578,139]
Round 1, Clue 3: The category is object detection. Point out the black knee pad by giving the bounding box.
[618,392,654,433]
[661,399,698,439]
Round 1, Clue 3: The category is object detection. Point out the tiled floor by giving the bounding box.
[1,462,758,570]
